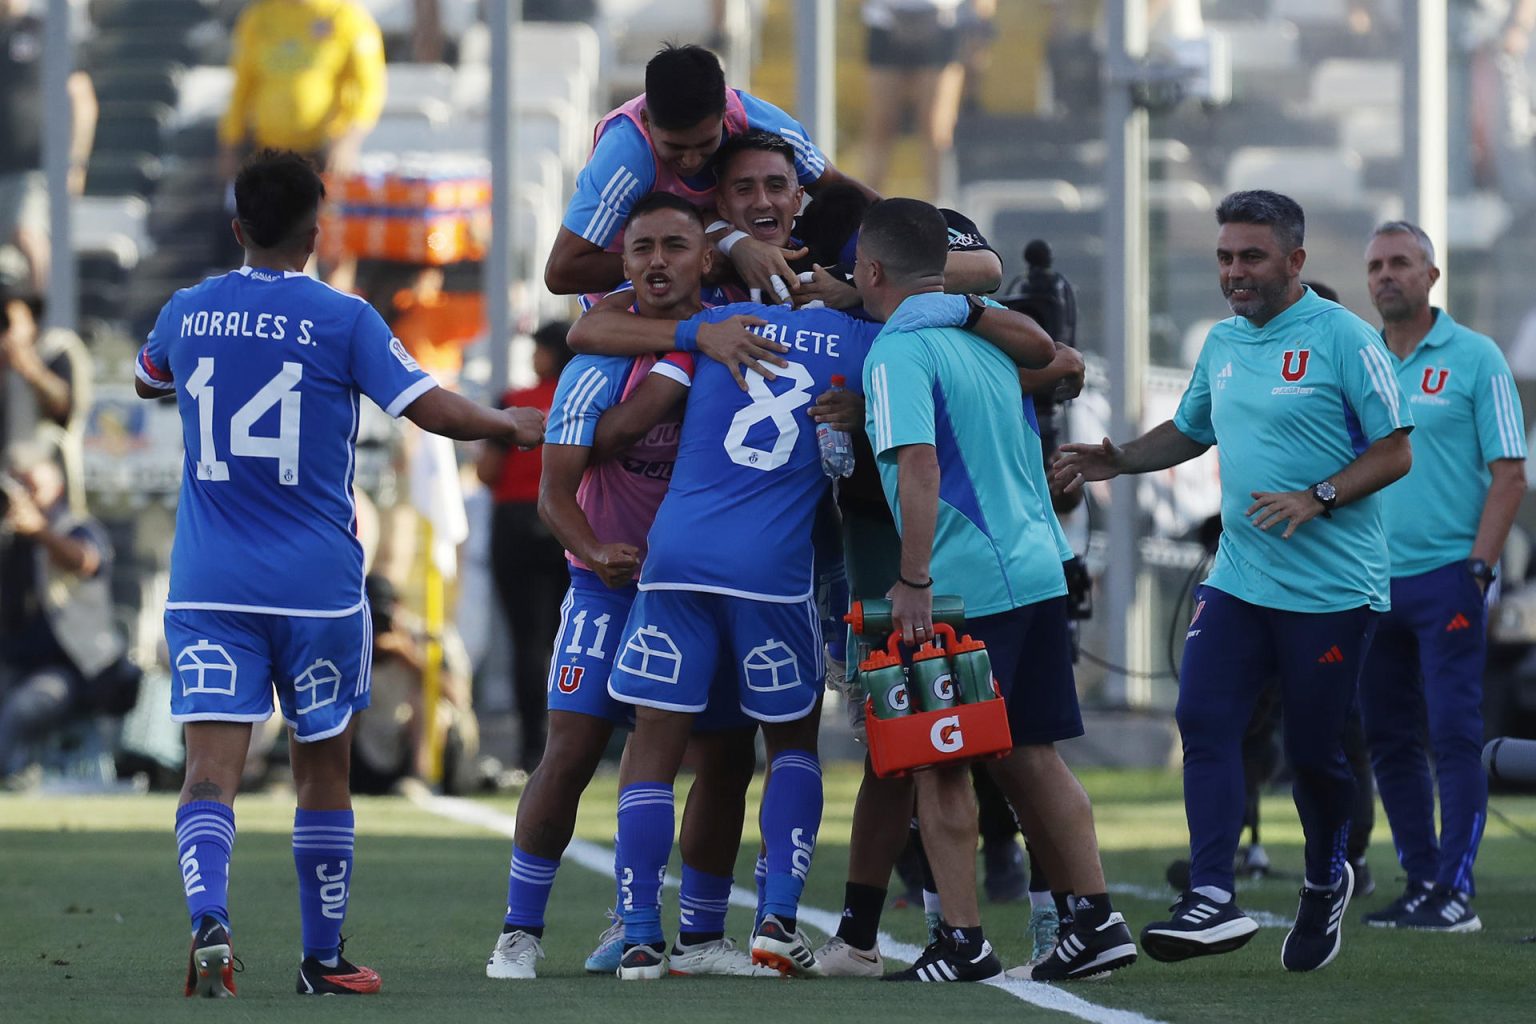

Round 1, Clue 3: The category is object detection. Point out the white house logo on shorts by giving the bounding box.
[294,659,343,715]
[743,640,802,693]
[389,337,420,372]
[176,640,238,697]
[618,626,683,684]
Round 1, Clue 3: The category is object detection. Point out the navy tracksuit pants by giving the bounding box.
[1178,585,1378,896]
[1358,561,1489,895]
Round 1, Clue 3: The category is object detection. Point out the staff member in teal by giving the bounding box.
[1357,221,1526,934]
[1056,190,1413,974]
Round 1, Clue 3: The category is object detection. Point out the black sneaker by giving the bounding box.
[883,931,1002,982]
[296,952,381,994]
[184,915,238,998]
[1399,885,1482,934]
[616,942,668,981]
[1281,862,1354,973]
[1028,912,1138,981]
[1141,892,1258,962]
[1361,880,1434,928]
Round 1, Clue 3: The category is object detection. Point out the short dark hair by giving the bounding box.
[532,319,575,373]
[1215,189,1305,252]
[714,129,795,179]
[625,191,706,230]
[1303,280,1340,303]
[858,198,948,281]
[797,182,874,266]
[645,43,726,130]
[234,149,326,250]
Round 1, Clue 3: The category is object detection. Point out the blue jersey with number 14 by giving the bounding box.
[640,302,881,602]
[136,267,437,616]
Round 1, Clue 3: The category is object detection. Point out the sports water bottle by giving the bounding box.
[816,374,856,478]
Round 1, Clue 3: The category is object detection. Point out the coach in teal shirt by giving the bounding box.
[1056,191,1413,974]
[1357,221,1527,935]
[855,198,1138,984]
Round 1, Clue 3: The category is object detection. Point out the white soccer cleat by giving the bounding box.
[751,914,824,977]
[486,930,544,980]
[813,936,883,978]
[669,937,780,977]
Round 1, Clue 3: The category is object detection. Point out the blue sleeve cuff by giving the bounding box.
[674,319,700,352]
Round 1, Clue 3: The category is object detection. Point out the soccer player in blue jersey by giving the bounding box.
[544,43,875,304]
[568,203,1053,981]
[135,151,545,998]
[1357,222,1526,933]
[486,193,773,981]
[1056,190,1413,973]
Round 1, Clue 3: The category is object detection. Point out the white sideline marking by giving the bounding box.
[413,793,1168,1024]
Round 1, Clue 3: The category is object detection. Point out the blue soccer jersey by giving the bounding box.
[1173,287,1412,613]
[1379,308,1527,577]
[136,267,436,616]
[562,91,828,251]
[639,302,882,602]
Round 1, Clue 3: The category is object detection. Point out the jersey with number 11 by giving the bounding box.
[136,267,436,616]
[640,301,880,602]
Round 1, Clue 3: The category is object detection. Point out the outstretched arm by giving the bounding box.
[1053,419,1210,493]
[402,386,544,445]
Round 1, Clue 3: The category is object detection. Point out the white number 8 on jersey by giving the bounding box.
[723,360,815,472]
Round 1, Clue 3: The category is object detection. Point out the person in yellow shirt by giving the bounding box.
[217,0,386,180]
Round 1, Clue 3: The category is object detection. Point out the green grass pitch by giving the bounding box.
[2,767,1533,1023]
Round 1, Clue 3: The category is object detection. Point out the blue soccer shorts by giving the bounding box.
[549,569,754,733]
[165,606,372,743]
[608,588,824,724]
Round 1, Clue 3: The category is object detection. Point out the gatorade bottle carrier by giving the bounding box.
[859,624,1013,778]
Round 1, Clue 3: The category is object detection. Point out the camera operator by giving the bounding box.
[0,442,135,780]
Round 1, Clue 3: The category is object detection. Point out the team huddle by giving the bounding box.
[143,44,1524,998]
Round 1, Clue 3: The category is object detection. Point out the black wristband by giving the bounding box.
[898,574,934,589]
[963,294,987,330]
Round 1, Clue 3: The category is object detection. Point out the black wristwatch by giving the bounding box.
[1467,559,1497,586]
[962,294,987,330]
[1310,480,1338,519]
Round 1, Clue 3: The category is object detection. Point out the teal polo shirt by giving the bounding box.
[1173,287,1413,613]
[1380,308,1526,577]
[864,297,1066,617]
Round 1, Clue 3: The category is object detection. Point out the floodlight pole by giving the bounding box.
[795,0,836,160]
[1404,0,1449,299]
[486,0,521,397]
[42,0,76,331]
[1102,0,1152,707]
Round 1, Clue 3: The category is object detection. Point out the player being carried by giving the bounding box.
[135,150,544,998]
[545,43,875,307]
[485,192,787,981]
[565,197,1055,980]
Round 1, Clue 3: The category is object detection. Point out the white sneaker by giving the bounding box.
[670,937,780,976]
[486,930,544,979]
[813,936,883,977]
[751,914,824,977]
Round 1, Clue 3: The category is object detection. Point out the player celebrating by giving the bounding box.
[486,193,778,981]
[566,200,1054,980]
[135,150,544,998]
[545,43,874,305]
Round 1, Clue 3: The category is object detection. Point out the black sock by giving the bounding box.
[504,923,544,938]
[1027,845,1051,894]
[677,930,723,948]
[1053,891,1075,929]
[948,924,986,954]
[1072,893,1113,930]
[770,914,798,934]
[836,882,887,950]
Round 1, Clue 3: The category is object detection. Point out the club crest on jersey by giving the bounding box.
[556,665,584,693]
[1281,349,1310,381]
[1421,368,1449,394]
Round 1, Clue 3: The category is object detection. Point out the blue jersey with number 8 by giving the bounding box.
[639,301,880,602]
[136,267,436,616]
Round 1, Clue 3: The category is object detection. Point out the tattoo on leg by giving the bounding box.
[188,780,224,801]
